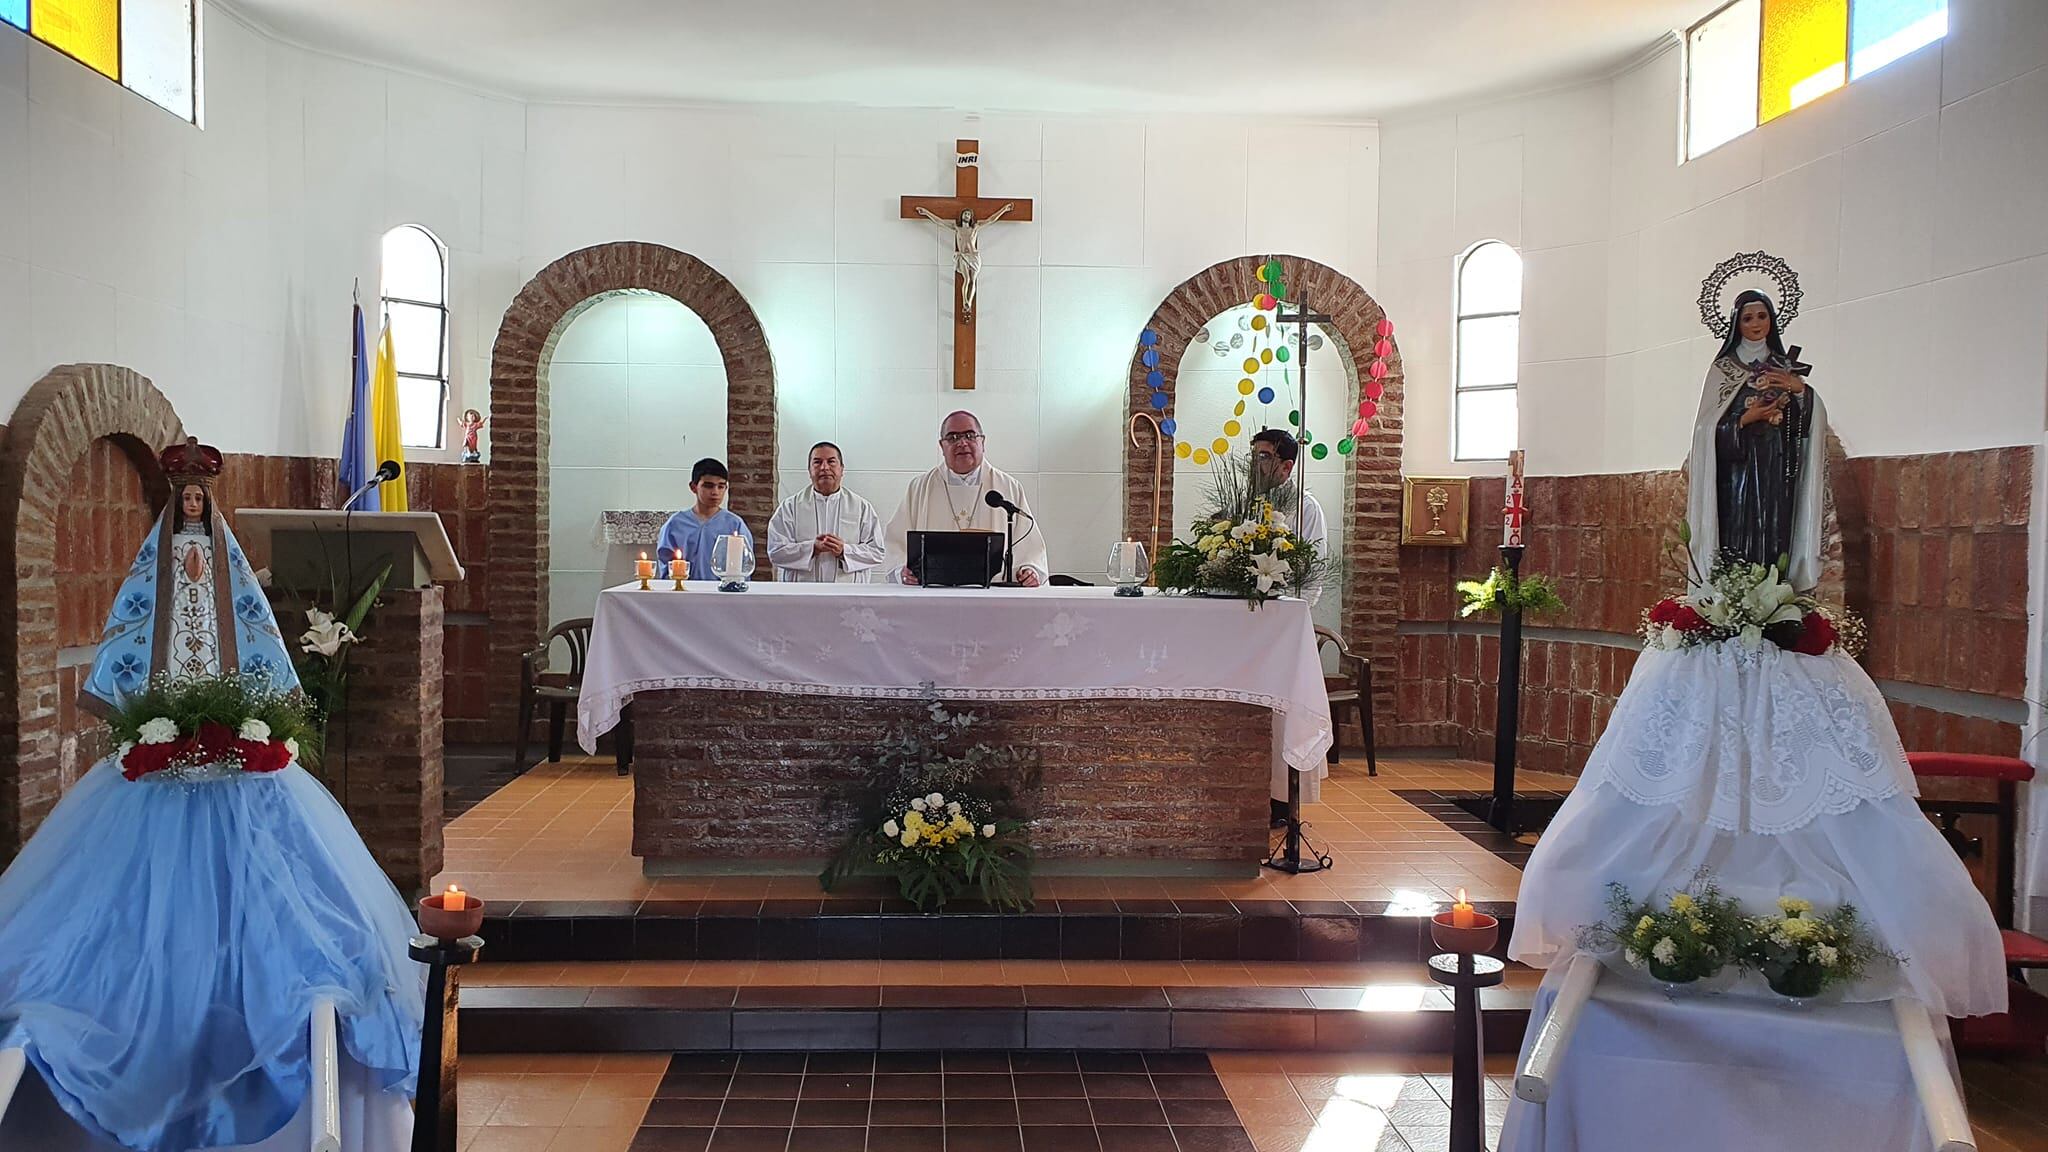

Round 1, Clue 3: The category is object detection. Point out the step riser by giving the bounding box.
[480,910,1518,965]
[459,1005,1531,1056]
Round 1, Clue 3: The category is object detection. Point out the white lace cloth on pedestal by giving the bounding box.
[575,582,1335,800]
[1585,644,1911,834]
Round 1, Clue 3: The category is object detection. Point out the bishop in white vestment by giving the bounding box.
[885,411,1050,586]
[768,442,885,582]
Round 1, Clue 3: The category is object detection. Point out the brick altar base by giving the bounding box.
[630,692,1274,876]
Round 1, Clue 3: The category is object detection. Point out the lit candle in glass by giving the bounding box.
[669,556,689,584]
[635,551,657,580]
[1451,887,1476,928]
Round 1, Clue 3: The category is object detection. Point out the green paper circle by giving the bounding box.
[1275,345,1291,363]
[1310,442,1329,459]
[1287,409,1301,425]
[1337,437,1354,455]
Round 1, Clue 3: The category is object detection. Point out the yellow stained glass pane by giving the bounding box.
[1760,0,1846,123]
[32,0,121,80]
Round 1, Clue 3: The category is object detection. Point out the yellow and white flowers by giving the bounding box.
[1744,895,1890,1000]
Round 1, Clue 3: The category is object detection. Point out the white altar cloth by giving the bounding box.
[1501,966,1957,1152]
[576,582,1335,799]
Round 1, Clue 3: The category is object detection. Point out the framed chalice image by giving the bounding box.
[1400,476,1470,546]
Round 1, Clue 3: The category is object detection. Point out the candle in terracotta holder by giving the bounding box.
[635,551,656,590]
[1431,888,1499,954]
[417,884,486,941]
[669,557,689,589]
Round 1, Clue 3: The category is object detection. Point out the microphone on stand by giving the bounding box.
[984,490,1033,586]
[342,460,403,511]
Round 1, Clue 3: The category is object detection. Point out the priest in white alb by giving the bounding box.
[767,441,886,582]
[886,410,1049,586]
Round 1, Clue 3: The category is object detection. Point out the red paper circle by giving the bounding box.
[1368,360,1388,380]
[1374,338,1393,358]
[1375,318,1395,338]
[1365,381,1385,401]
[1360,400,1378,420]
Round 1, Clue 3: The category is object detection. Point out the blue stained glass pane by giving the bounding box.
[0,0,25,29]
[1851,0,1946,78]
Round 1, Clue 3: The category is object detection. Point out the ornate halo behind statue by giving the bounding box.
[1698,250,1803,340]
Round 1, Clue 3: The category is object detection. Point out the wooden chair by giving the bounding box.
[1316,626,1376,777]
[516,618,633,776]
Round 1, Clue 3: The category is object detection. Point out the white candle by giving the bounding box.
[443,883,466,912]
[1451,887,1475,928]
[635,551,656,581]
[1503,451,1527,547]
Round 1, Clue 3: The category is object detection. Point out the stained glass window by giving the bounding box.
[380,225,452,450]
[120,0,193,122]
[0,2,27,32]
[31,0,120,80]
[1687,0,1761,159]
[1454,241,1521,462]
[1760,0,1848,122]
[1687,0,1944,160]
[1851,0,1947,78]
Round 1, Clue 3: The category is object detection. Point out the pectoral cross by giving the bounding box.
[901,139,1033,390]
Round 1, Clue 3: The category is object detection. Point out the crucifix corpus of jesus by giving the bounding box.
[901,139,1033,390]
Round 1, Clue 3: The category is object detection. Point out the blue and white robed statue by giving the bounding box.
[0,438,422,1152]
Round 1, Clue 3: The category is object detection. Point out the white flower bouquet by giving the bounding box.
[1641,556,1863,658]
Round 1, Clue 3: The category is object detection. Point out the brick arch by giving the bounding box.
[485,241,775,724]
[0,364,183,859]
[1123,255,1404,734]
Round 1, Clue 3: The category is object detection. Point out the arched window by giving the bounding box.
[1454,240,1521,462]
[379,225,450,449]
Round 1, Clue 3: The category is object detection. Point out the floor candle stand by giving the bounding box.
[409,932,483,1152]
[1428,911,1504,1152]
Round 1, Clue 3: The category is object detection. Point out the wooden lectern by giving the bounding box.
[235,509,465,593]
[239,509,465,897]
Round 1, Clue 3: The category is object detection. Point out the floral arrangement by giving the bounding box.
[821,687,1037,911]
[1642,531,1863,657]
[1581,874,1749,985]
[104,672,315,782]
[1152,458,1331,607]
[1742,896,1893,999]
[1458,566,1567,618]
[288,559,392,774]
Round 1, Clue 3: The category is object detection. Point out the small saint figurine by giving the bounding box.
[1685,289,1829,590]
[457,407,488,463]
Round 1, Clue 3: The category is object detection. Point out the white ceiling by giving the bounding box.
[221,0,1710,117]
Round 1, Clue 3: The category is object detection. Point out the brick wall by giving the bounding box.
[309,585,446,894]
[1395,446,2033,775]
[632,692,1271,865]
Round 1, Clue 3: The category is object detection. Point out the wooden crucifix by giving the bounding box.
[900,139,1033,390]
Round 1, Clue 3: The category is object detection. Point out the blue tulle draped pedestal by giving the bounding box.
[0,761,423,1152]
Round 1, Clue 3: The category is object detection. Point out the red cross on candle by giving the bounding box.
[1503,450,1527,547]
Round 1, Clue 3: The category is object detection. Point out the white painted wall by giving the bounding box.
[518,107,1381,582]
[0,3,524,462]
[547,293,728,625]
[1380,0,2048,477]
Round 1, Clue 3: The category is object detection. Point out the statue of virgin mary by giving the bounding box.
[1684,289,1829,590]
[0,439,420,1152]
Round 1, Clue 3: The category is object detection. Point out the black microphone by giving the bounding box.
[984,489,1031,518]
[374,459,401,483]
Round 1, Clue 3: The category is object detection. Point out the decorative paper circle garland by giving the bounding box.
[1138,261,1396,468]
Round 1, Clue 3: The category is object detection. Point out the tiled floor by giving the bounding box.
[434,755,1566,906]
[454,1051,2048,1152]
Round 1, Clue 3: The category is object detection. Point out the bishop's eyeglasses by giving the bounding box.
[939,431,986,445]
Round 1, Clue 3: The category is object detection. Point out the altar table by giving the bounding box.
[577,582,1334,875]
[1501,970,1961,1152]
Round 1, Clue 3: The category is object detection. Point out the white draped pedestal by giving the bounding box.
[577,583,1335,875]
[1501,971,1959,1152]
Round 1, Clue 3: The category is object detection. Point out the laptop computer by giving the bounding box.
[907,529,1006,587]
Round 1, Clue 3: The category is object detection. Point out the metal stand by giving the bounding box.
[409,933,483,1152]
[998,507,1019,586]
[1429,951,1505,1152]
[1263,764,1333,875]
[1489,543,1525,835]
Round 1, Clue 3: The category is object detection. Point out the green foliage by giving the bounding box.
[288,558,392,776]
[819,686,1039,911]
[104,671,317,751]
[1456,566,1567,618]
